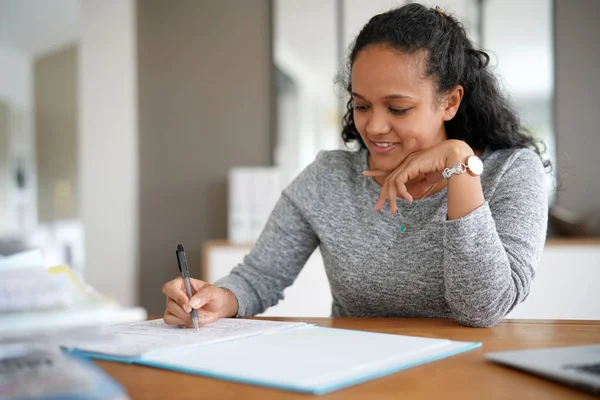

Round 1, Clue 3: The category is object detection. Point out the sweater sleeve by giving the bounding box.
[443,149,548,327]
[214,156,322,317]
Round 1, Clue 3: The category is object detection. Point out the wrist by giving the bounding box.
[444,140,474,168]
[220,287,239,318]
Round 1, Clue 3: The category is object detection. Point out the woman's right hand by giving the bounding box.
[162,277,239,328]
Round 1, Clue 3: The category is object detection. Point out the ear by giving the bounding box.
[442,85,464,121]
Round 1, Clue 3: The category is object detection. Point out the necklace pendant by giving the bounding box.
[399,224,407,233]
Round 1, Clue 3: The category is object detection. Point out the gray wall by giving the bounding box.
[137,0,272,314]
[0,102,8,229]
[35,45,78,222]
[554,0,600,216]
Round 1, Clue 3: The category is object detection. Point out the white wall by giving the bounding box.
[0,45,35,236]
[344,0,479,49]
[0,0,80,58]
[554,0,600,216]
[485,0,556,203]
[0,46,30,109]
[507,245,600,320]
[274,0,341,175]
[79,0,138,307]
[484,0,553,100]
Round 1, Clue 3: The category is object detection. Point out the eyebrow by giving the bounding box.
[351,92,413,100]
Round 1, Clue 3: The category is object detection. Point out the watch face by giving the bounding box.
[467,156,484,176]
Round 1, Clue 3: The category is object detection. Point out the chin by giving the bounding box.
[369,153,402,172]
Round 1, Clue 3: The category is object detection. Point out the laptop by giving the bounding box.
[486,345,600,396]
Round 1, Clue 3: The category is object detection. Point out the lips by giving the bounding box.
[370,141,399,154]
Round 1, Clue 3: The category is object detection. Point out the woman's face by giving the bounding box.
[351,45,459,172]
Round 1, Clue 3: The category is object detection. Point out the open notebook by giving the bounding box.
[62,319,481,395]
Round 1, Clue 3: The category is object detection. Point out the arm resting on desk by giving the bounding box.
[443,149,548,328]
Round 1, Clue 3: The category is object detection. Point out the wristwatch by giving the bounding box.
[442,155,483,180]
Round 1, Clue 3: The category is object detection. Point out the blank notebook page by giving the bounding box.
[142,325,468,394]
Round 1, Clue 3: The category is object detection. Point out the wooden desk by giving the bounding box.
[95,318,600,399]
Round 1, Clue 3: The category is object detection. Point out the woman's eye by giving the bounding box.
[389,107,409,115]
[354,105,369,112]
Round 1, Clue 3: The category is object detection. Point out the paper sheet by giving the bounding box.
[0,249,45,271]
[0,267,73,312]
[141,326,472,394]
[0,263,113,314]
[61,318,308,358]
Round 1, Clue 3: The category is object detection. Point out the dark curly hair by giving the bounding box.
[339,3,550,169]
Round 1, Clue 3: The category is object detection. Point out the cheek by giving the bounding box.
[393,111,442,144]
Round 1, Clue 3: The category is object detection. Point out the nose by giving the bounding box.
[365,108,391,136]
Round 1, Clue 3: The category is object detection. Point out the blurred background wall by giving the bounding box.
[137,0,272,314]
[554,0,600,216]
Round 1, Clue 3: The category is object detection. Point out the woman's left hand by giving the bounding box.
[363,139,473,213]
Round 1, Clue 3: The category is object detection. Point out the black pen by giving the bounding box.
[175,244,199,330]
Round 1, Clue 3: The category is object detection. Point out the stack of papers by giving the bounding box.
[0,343,129,400]
[0,267,72,312]
[0,250,146,340]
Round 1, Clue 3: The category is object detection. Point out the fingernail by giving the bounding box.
[190,298,201,308]
[183,304,192,313]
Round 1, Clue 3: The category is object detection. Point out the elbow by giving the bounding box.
[448,293,516,328]
[447,270,533,328]
[453,311,505,328]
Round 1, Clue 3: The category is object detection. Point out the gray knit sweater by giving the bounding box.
[216,147,548,327]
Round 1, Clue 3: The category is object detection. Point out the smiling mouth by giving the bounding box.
[372,142,398,148]
[370,141,400,154]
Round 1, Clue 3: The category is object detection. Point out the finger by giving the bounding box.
[392,167,412,203]
[189,278,206,293]
[392,169,412,203]
[387,176,398,214]
[362,170,389,177]
[166,297,191,321]
[402,159,426,183]
[162,279,193,313]
[164,310,217,329]
[161,276,182,296]
[189,285,220,310]
[396,177,412,203]
[164,310,193,327]
[196,310,219,326]
[374,180,389,211]
[395,163,420,203]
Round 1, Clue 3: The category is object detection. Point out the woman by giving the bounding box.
[162,4,549,328]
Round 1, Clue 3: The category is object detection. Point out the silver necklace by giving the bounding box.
[397,183,440,234]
